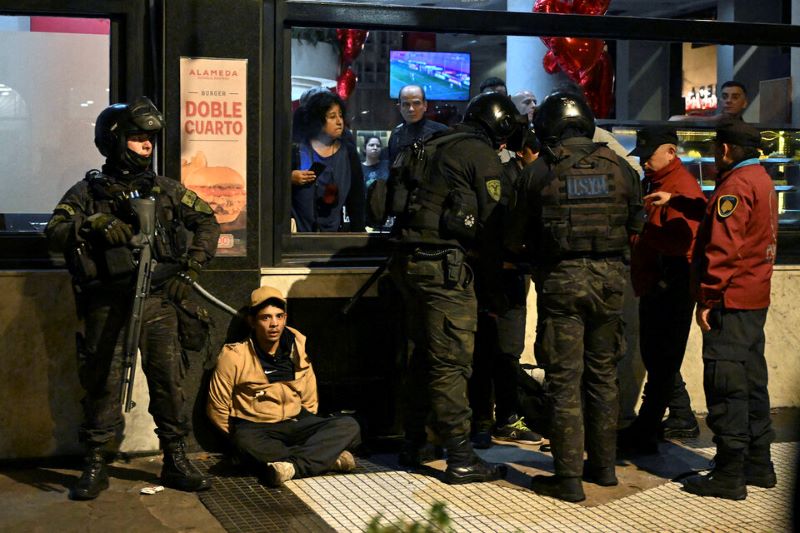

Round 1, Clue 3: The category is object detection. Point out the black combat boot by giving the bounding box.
[617,423,659,457]
[398,441,440,468]
[683,449,746,500]
[746,447,777,488]
[161,440,212,492]
[530,475,586,502]
[582,462,618,486]
[661,410,700,439]
[70,447,109,501]
[443,437,507,485]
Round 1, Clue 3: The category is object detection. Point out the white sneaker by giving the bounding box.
[264,461,295,487]
[332,450,356,472]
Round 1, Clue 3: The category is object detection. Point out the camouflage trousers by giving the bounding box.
[534,258,627,477]
[390,248,477,443]
[77,286,190,448]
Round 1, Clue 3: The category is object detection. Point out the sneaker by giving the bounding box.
[332,450,356,473]
[493,415,544,445]
[263,461,296,487]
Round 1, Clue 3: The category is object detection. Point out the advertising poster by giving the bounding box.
[180,57,247,256]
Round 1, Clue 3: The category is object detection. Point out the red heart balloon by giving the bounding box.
[579,51,614,118]
[533,0,571,14]
[336,66,357,101]
[543,50,561,74]
[337,29,369,66]
[550,36,604,77]
[574,0,611,15]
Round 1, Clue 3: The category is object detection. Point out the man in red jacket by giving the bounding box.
[618,126,706,455]
[683,119,778,500]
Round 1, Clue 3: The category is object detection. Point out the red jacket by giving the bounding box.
[692,160,778,309]
[631,157,706,296]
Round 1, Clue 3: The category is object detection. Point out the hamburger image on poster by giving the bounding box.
[182,152,246,226]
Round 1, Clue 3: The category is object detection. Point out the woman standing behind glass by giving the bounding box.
[291,91,365,232]
[362,136,390,189]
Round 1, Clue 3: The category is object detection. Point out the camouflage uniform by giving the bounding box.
[508,137,643,478]
[46,165,220,448]
[390,124,504,450]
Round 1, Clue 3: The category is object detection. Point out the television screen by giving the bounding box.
[389,51,471,101]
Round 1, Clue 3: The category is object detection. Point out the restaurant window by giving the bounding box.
[0,16,110,233]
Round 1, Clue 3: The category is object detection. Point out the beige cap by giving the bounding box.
[249,285,286,308]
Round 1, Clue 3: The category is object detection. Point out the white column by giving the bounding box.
[506,0,568,101]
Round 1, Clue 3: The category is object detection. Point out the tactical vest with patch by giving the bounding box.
[82,171,189,280]
[389,131,483,243]
[538,142,631,259]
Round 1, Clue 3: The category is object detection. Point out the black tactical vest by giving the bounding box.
[537,141,631,259]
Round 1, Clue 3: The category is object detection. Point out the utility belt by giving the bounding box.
[405,246,469,289]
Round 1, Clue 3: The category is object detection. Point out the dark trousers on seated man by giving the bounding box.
[231,411,361,479]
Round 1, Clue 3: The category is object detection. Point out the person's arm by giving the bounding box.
[176,182,221,265]
[207,347,236,434]
[45,182,91,254]
[345,143,366,232]
[300,364,319,414]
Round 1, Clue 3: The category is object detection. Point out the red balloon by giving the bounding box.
[337,29,369,66]
[543,50,561,74]
[336,66,357,101]
[579,51,614,118]
[573,0,611,15]
[533,0,571,13]
[550,36,604,77]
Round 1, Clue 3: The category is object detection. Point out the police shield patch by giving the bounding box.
[717,195,739,218]
[486,179,502,202]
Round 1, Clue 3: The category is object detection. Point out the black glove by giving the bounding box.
[83,213,133,246]
[166,260,202,303]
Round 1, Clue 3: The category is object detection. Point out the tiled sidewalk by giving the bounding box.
[287,441,796,532]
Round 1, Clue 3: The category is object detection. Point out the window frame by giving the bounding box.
[0,0,145,269]
[270,1,800,267]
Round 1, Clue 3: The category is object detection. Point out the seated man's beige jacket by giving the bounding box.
[207,326,318,434]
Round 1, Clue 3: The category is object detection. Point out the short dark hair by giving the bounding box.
[363,135,381,145]
[398,84,426,103]
[720,80,747,96]
[725,144,760,163]
[248,297,287,316]
[479,77,506,93]
[296,91,346,141]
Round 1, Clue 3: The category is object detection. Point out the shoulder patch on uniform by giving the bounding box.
[486,179,502,202]
[717,194,739,218]
[55,203,76,216]
[151,186,161,194]
[181,189,198,208]
[193,196,214,215]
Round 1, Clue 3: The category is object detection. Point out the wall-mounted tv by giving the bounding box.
[389,51,471,101]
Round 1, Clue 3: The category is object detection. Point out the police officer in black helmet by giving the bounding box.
[46,97,220,500]
[506,91,644,502]
[389,92,522,484]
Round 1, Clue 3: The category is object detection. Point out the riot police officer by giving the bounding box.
[46,97,220,500]
[507,91,644,502]
[389,92,521,484]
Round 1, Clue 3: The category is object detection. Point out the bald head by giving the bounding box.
[398,85,428,125]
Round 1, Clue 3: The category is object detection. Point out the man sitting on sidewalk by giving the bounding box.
[207,285,361,487]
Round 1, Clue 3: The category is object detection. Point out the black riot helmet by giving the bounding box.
[94,96,164,172]
[463,92,524,149]
[533,91,595,146]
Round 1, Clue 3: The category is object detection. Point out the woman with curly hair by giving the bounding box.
[291,91,365,232]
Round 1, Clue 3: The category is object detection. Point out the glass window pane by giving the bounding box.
[0,15,110,232]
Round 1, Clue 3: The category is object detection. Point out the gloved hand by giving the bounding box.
[84,213,133,246]
[166,260,202,303]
